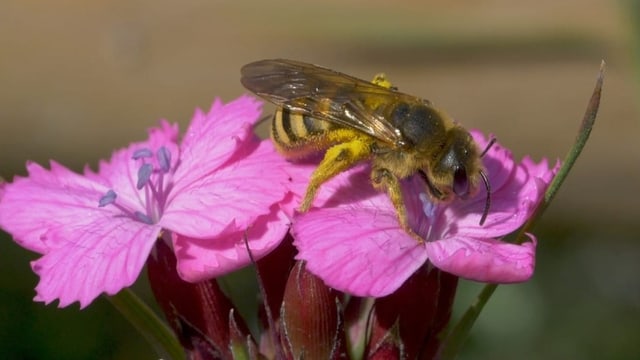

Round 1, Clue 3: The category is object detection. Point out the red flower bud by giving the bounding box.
[367,266,458,359]
[147,239,253,359]
[281,261,346,359]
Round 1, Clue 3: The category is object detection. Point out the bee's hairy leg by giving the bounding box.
[299,137,372,212]
[371,167,425,244]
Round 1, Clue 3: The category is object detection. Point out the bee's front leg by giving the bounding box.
[370,167,425,244]
[299,135,371,212]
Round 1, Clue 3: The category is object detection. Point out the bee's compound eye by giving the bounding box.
[453,167,469,198]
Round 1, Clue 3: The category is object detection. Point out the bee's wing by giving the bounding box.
[241,59,418,147]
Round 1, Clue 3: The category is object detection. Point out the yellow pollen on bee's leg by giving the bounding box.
[299,135,371,212]
[371,73,393,89]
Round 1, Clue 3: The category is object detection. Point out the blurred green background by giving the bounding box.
[1,0,639,358]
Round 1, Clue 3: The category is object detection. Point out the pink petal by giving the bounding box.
[278,161,317,217]
[171,96,263,192]
[521,156,561,183]
[293,202,427,297]
[0,161,114,253]
[32,219,160,308]
[465,131,517,204]
[161,140,290,238]
[425,235,536,283]
[173,207,290,282]
[290,165,436,296]
[0,161,160,307]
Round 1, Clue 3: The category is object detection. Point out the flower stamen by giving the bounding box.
[98,189,143,220]
[134,211,155,225]
[98,190,117,207]
[157,146,171,173]
[137,163,153,190]
[132,148,153,160]
[97,147,174,225]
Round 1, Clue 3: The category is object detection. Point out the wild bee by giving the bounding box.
[240,59,491,243]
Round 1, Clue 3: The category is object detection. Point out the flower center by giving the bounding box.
[98,146,173,225]
[419,192,436,219]
[418,192,437,241]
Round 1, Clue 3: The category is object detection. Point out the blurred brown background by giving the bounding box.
[1,0,638,359]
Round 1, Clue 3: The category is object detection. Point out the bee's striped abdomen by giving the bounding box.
[271,108,336,158]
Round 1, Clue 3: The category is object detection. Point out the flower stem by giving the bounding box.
[107,288,185,360]
[439,284,497,360]
[439,61,605,359]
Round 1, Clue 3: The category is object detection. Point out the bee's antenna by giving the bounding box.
[478,137,495,226]
[480,137,496,158]
[479,170,491,226]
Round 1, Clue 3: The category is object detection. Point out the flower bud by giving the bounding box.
[367,265,458,359]
[280,261,346,359]
[147,238,251,359]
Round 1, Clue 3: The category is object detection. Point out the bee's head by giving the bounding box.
[422,128,492,225]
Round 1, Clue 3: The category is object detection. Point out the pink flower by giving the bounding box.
[289,131,559,297]
[0,96,291,308]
